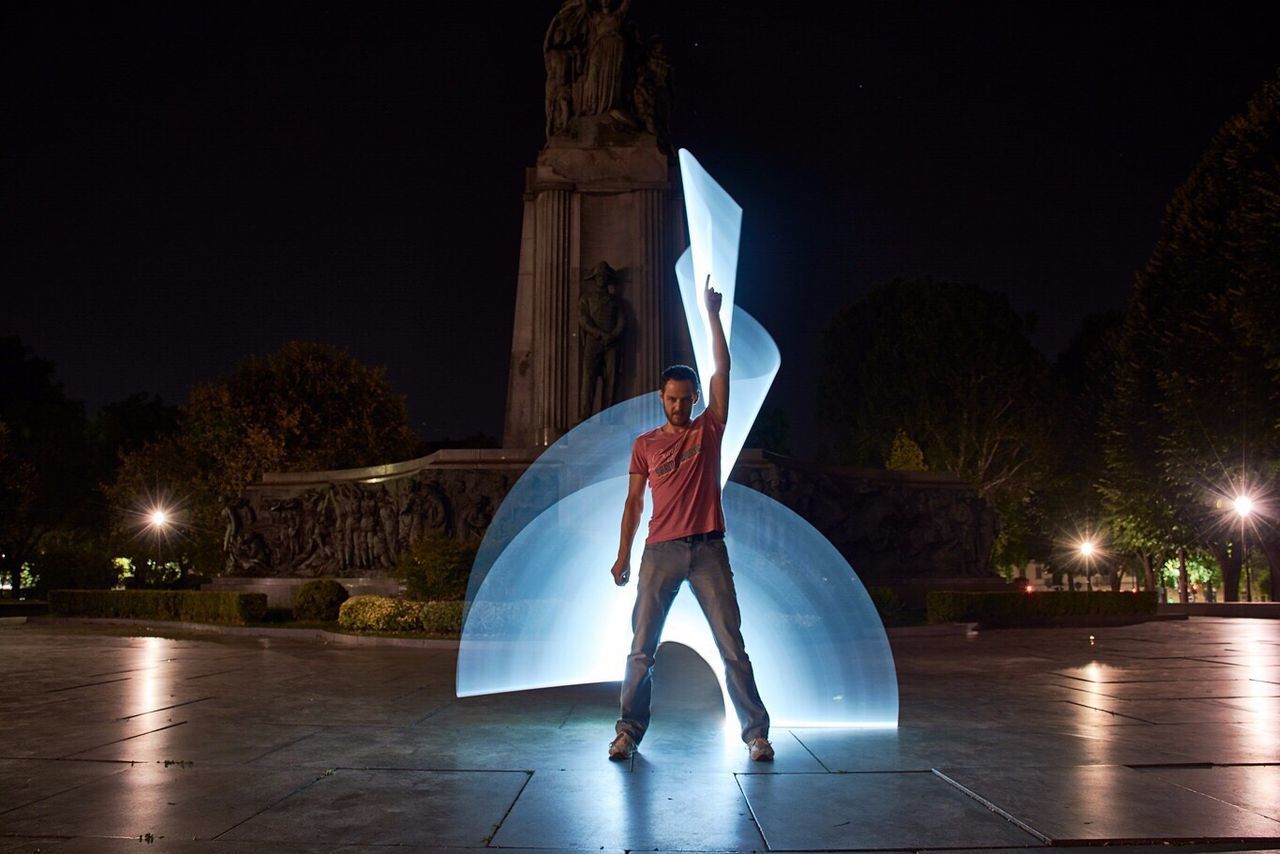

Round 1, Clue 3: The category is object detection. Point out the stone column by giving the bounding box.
[532,188,572,445]
[632,189,666,394]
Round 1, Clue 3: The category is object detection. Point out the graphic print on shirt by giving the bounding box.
[652,436,702,480]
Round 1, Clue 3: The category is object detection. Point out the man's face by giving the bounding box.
[660,379,697,428]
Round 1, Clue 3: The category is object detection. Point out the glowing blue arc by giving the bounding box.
[458,149,899,732]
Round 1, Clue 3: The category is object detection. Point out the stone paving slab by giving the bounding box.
[0,762,327,841]
[938,763,1280,843]
[219,768,529,847]
[5,618,1280,851]
[248,720,616,773]
[739,769,1043,850]
[0,759,128,817]
[1141,764,1280,823]
[490,768,763,850]
[70,720,324,764]
[1060,695,1261,724]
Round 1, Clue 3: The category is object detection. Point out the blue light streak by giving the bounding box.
[458,150,899,731]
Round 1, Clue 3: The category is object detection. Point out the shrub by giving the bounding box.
[392,534,477,601]
[292,579,349,621]
[28,543,119,596]
[48,590,267,625]
[927,590,1157,627]
[866,586,901,621]
[338,595,463,634]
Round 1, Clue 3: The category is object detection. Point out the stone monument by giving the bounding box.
[504,0,686,447]
[216,2,1001,606]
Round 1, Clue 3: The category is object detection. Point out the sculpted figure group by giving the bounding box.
[222,474,506,577]
[543,0,670,143]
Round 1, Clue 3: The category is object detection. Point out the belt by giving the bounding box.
[676,531,724,543]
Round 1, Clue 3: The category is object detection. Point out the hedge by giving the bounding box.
[926,590,1158,627]
[48,589,268,626]
[338,595,463,634]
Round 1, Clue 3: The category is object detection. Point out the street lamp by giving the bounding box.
[1235,495,1254,603]
[1078,540,1097,592]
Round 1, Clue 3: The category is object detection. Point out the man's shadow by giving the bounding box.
[630,641,728,767]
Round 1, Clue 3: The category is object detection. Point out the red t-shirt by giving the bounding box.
[629,408,726,544]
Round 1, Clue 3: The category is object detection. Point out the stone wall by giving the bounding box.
[225,450,997,585]
[730,458,998,585]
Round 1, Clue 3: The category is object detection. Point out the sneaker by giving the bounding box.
[747,737,774,762]
[608,731,636,761]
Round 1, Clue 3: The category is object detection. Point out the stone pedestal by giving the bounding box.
[503,137,689,448]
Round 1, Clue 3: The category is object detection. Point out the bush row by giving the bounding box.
[48,589,267,625]
[927,590,1158,626]
[338,595,463,634]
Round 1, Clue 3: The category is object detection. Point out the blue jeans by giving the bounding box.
[616,537,770,744]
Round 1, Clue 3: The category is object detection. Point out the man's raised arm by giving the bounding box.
[705,276,730,424]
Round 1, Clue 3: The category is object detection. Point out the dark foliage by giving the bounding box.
[292,578,350,622]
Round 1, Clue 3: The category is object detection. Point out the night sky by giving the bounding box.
[5,2,1278,455]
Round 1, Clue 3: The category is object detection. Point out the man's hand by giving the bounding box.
[610,556,631,587]
[704,274,722,315]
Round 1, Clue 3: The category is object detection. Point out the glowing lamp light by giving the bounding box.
[149,509,169,528]
[456,149,899,734]
[1079,540,1095,558]
[1234,495,1254,518]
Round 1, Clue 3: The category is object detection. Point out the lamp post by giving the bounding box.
[147,508,169,587]
[1078,540,1096,592]
[1234,495,1254,603]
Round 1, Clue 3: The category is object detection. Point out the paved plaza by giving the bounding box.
[1,616,1279,852]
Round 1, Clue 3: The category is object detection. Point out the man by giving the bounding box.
[607,278,773,762]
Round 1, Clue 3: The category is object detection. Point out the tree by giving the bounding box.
[1107,75,1280,601]
[107,341,420,572]
[885,429,927,471]
[818,279,1050,570]
[1034,313,1126,586]
[0,339,98,597]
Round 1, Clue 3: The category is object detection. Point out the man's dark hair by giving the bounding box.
[660,364,700,396]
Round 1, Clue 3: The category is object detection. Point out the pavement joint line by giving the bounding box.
[0,756,139,763]
[184,668,242,680]
[389,684,443,702]
[85,666,160,678]
[929,767,1052,845]
[45,676,131,693]
[1126,762,1218,769]
[411,701,454,727]
[242,727,325,764]
[209,768,333,842]
[480,769,533,847]
[785,730,831,773]
[61,720,188,758]
[0,767,132,818]
[557,703,577,729]
[327,766,537,774]
[116,696,215,720]
[729,771,770,851]
[1059,700,1158,724]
